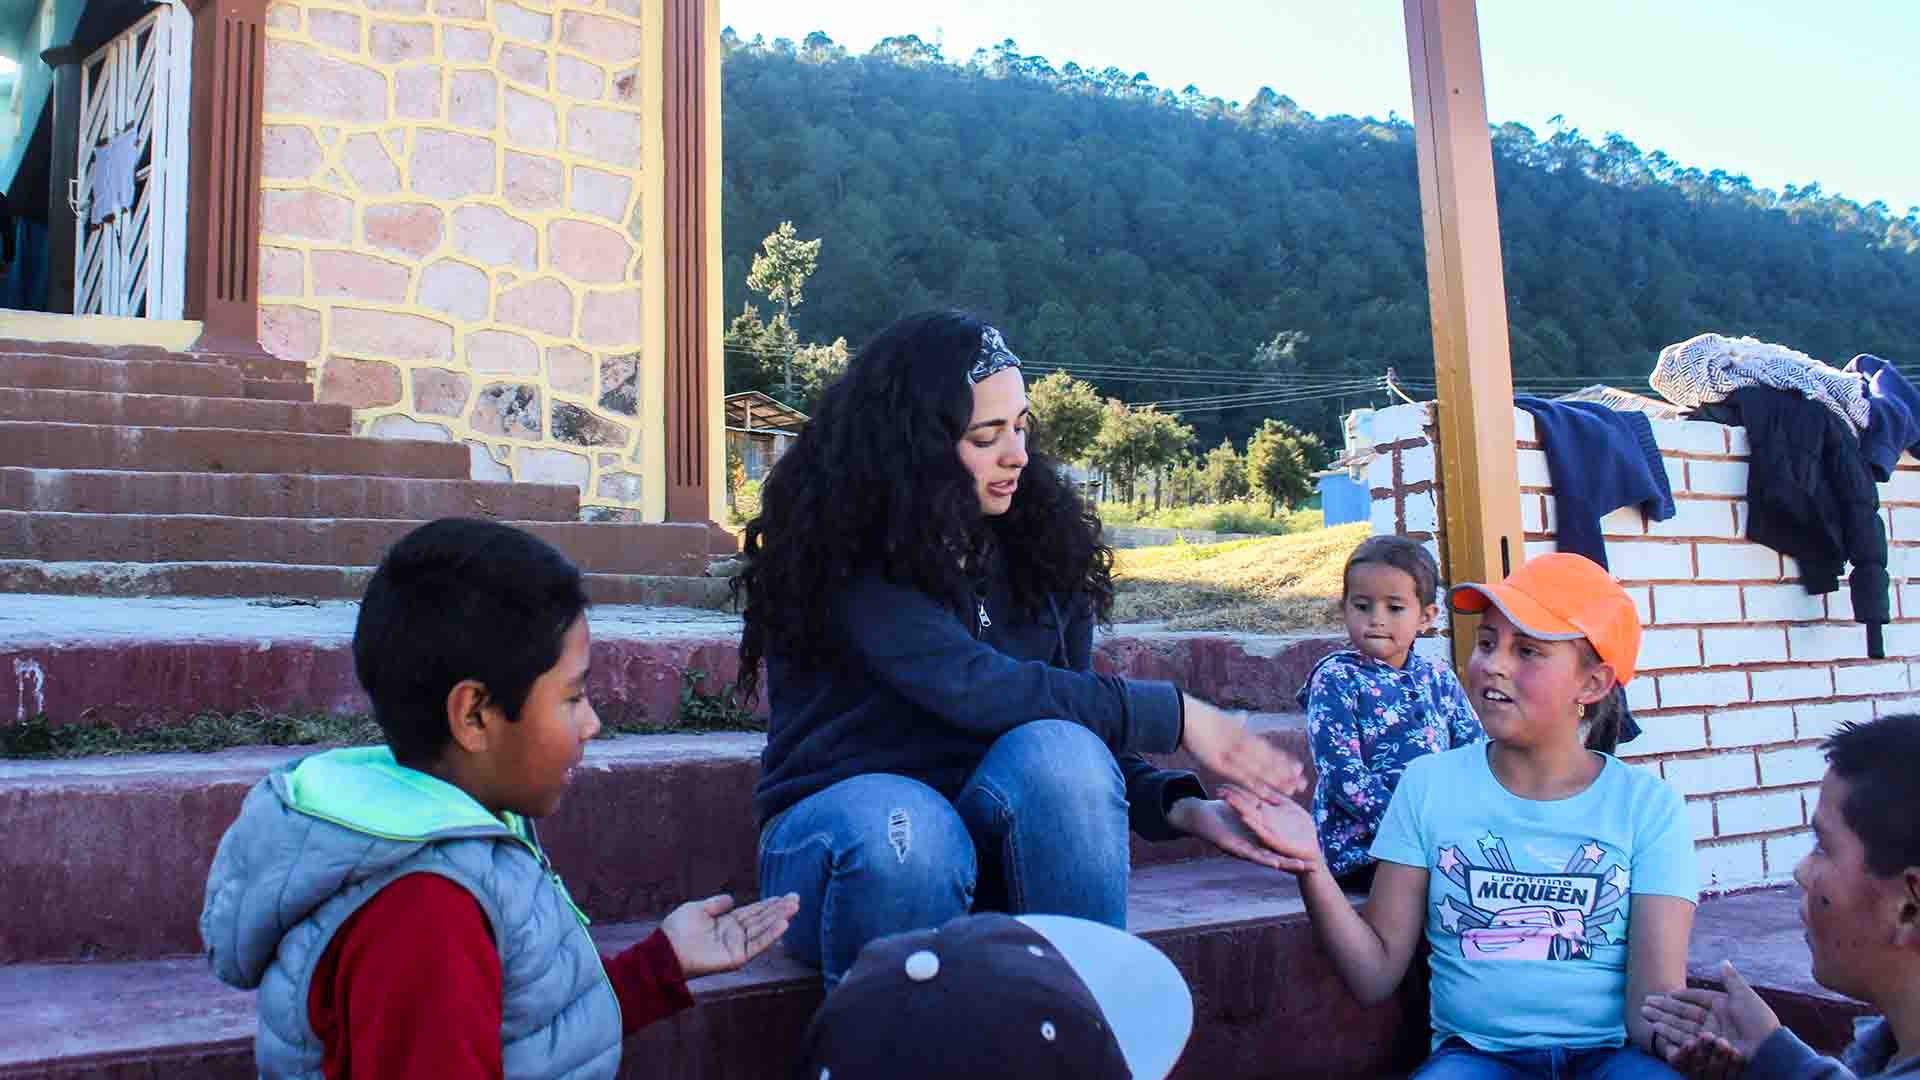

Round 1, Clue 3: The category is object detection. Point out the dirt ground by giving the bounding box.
[1111,522,1367,633]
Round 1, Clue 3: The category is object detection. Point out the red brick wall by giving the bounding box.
[1366,402,1919,891]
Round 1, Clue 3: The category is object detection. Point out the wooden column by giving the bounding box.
[661,0,711,522]
[183,0,268,354]
[1403,0,1524,670]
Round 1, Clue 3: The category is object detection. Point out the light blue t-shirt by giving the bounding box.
[1370,742,1697,1052]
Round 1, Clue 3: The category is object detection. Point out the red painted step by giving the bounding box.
[0,873,1858,1080]
[0,422,471,477]
[0,352,242,398]
[0,468,579,520]
[243,377,316,402]
[0,339,311,383]
[0,720,1308,965]
[0,595,1340,732]
[0,387,347,433]
[0,513,717,575]
[0,858,1426,1080]
[0,559,734,606]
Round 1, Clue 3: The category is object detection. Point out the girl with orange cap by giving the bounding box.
[1228,552,1699,1078]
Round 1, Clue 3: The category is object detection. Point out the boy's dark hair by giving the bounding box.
[1821,713,1920,878]
[1343,535,1440,605]
[353,518,589,767]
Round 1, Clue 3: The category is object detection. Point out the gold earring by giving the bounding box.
[1577,703,1588,720]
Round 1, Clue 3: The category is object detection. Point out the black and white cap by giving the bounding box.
[795,912,1193,1079]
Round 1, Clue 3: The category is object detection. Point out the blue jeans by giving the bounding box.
[1415,1039,1682,1079]
[758,719,1130,985]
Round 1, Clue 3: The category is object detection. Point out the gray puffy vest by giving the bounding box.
[200,747,623,1078]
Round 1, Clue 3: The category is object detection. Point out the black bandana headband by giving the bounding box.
[967,326,1023,385]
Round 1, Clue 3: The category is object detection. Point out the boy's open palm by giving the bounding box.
[1643,960,1780,1075]
[1220,785,1326,871]
[661,892,801,979]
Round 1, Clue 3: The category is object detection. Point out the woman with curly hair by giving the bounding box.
[734,310,1308,985]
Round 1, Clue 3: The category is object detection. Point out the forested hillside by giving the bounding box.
[720,32,1920,446]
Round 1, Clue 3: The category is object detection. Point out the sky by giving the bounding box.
[718,0,1920,214]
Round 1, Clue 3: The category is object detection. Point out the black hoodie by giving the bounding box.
[1695,386,1890,657]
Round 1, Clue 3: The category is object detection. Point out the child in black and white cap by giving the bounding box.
[794,912,1193,1078]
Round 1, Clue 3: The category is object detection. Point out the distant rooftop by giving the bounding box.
[724,390,809,433]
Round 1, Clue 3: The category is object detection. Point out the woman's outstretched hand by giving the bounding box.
[1180,698,1307,804]
[1219,785,1328,876]
[661,892,801,979]
[1168,797,1317,873]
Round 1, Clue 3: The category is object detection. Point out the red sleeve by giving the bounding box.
[602,929,694,1035]
[309,873,504,1080]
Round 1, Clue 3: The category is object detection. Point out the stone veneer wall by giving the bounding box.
[255,0,652,516]
[1367,401,1920,892]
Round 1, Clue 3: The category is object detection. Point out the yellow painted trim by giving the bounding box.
[0,311,204,351]
[637,0,668,521]
[703,0,726,524]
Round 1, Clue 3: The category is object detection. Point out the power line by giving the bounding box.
[1394,380,1657,396]
[1391,375,1655,387]
[1135,378,1384,409]
[1051,363,1364,382]
[1057,370,1367,389]
[1145,384,1389,415]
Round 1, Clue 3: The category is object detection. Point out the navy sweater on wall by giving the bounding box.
[1846,354,1920,482]
[1514,397,1676,569]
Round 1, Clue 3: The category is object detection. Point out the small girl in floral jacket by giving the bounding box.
[1303,536,1482,892]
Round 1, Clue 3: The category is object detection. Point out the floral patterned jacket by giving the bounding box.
[1299,648,1483,877]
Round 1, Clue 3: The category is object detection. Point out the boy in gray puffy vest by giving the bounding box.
[200,518,798,1078]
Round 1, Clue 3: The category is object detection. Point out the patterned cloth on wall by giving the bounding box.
[1651,332,1869,431]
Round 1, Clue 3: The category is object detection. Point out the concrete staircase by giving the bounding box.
[0,601,1871,1078]
[0,338,735,607]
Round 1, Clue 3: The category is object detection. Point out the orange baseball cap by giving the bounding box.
[1448,552,1642,685]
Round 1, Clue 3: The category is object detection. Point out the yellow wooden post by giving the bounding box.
[1403,0,1526,671]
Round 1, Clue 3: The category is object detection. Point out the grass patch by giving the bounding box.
[1099,500,1322,536]
[0,709,386,759]
[1111,521,1368,633]
[675,669,762,731]
[2,669,766,759]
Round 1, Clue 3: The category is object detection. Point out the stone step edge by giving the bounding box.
[0,384,338,411]
[0,351,243,379]
[0,726,1308,965]
[0,466,576,503]
[0,418,430,443]
[0,615,1339,732]
[0,513,716,572]
[0,341,311,383]
[0,422,461,476]
[0,561,735,606]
